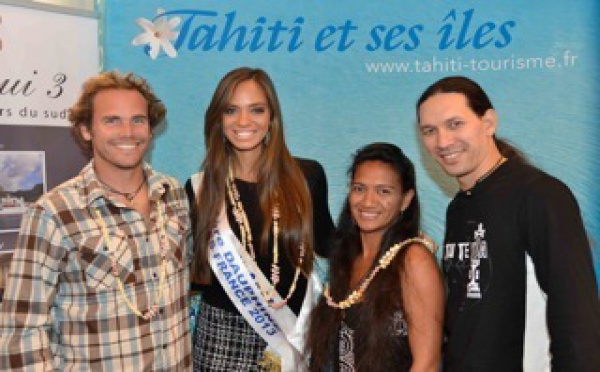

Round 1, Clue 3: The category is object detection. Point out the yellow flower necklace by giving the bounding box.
[324,237,431,310]
[93,203,168,320]
[226,166,305,310]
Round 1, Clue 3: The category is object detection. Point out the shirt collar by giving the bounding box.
[80,160,171,207]
[459,158,510,197]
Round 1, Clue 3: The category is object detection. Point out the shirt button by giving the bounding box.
[162,344,168,349]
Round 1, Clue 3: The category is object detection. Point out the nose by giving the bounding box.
[238,109,251,127]
[436,128,453,149]
[361,189,377,206]
[120,121,134,137]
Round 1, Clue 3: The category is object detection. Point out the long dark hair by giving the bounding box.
[416,75,527,162]
[305,143,420,371]
[191,67,313,284]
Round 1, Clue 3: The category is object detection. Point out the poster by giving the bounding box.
[0,151,45,234]
[104,1,598,274]
[0,4,99,252]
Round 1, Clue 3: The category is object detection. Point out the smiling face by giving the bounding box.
[349,160,414,243]
[222,79,271,161]
[418,92,499,190]
[80,88,151,178]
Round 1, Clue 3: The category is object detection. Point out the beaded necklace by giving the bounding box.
[93,203,168,320]
[324,237,431,310]
[225,166,305,309]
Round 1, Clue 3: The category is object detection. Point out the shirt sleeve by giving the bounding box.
[303,160,335,258]
[0,206,65,371]
[522,177,600,371]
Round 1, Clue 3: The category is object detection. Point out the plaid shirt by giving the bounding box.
[0,162,192,371]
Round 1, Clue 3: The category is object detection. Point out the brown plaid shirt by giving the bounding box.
[0,162,192,371]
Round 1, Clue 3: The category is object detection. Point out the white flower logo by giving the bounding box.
[132,9,181,60]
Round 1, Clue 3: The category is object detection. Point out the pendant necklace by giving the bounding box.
[98,175,146,202]
[464,156,506,195]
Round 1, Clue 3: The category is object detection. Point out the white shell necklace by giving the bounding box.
[93,202,169,320]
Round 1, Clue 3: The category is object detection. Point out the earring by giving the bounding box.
[264,131,270,146]
[220,126,227,144]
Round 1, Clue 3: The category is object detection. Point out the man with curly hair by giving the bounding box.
[0,71,192,370]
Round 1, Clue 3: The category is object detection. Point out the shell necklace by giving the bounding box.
[93,203,168,320]
[324,237,431,310]
[225,166,304,309]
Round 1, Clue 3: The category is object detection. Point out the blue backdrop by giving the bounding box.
[104,0,599,279]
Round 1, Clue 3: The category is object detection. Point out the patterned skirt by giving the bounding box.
[193,301,267,371]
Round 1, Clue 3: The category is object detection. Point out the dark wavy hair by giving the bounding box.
[305,142,420,371]
[416,75,527,162]
[68,70,166,158]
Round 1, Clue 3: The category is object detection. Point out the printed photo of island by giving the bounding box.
[0,151,46,233]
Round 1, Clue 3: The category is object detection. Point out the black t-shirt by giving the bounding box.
[442,159,600,371]
[185,158,334,315]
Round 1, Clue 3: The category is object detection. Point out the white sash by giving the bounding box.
[203,193,318,371]
[191,172,317,370]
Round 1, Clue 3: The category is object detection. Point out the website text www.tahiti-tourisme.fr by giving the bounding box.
[364,51,578,73]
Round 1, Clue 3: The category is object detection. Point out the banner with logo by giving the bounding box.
[104,0,599,276]
[0,4,99,252]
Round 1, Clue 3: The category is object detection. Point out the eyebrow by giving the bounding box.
[101,114,148,121]
[352,181,397,188]
[444,115,462,123]
[227,102,268,107]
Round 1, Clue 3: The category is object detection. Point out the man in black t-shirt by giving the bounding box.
[415,76,600,371]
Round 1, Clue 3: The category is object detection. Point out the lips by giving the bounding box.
[357,210,380,220]
[438,149,464,164]
[114,141,143,150]
[233,129,257,138]
[441,152,459,159]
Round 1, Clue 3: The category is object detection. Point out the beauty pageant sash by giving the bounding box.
[208,208,318,371]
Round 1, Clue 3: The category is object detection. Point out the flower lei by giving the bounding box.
[324,237,432,310]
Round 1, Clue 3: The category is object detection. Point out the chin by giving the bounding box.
[438,164,466,178]
[113,158,145,169]
[357,225,383,234]
[233,143,264,153]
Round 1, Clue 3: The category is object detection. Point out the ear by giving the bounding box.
[401,189,415,213]
[482,108,497,135]
[79,123,92,141]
